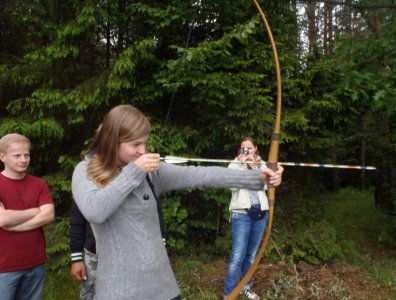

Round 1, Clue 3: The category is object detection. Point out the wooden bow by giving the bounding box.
[225,1,282,299]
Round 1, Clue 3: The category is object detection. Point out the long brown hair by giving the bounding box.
[87,105,151,187]
[238,136,260,157]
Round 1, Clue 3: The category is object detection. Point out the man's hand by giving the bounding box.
[71,261,87,282]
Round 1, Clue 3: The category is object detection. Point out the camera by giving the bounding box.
[242,147,249,156]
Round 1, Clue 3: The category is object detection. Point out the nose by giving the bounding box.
[138,144,146,154]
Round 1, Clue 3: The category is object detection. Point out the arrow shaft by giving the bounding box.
[279,162,376,170]
[161,156,376,170]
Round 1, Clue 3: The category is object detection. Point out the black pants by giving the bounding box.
[171,296,181,300]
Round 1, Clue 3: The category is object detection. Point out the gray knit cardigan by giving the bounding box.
[72,160,265,300]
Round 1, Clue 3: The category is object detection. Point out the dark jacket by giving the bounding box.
[70,200,96,262]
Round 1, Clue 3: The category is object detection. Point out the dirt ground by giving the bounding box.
[198,259,395,300]
[254,261,391,299]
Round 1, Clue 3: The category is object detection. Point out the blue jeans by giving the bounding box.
[223,211,268,296]
[0,264,45,300]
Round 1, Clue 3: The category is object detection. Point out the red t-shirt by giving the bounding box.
[0,173,54,272]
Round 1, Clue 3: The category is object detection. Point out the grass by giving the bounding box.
[173,255,226,299]
[322,188,396,290]
[43,269,80,300]
[323,188,391,243]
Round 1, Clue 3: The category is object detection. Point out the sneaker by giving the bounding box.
[240,289,260,300]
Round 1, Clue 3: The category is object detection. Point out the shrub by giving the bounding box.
[289,221,342,264]
[45,219,70,272]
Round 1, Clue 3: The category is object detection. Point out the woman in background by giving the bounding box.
[223,137,269,300]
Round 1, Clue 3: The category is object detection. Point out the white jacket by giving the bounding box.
[228,157,269,212]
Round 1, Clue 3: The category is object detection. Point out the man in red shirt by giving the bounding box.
[0,133,55,300]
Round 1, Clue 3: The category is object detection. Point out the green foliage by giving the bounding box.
[148,124,197,155]
[1,1,395,297]
[1,0,395,253]
[163,193,188,251]
[337,239,360,264]
[43,219,80,299]
[45,219,70,272]
[324,188,396,249]
[43,267,79,300]
[214,229,232,256]
[289,221,342,264]
[156,16,282,151]
[322,188,396,290]
[287,195,326,226]
[0,117,63,140]
[273,188,391,265]
[107,39,156,94]
[129,3,184,31]
[369,257,396,293]
[44,172,73,215]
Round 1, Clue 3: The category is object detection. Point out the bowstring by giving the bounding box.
[164,3,195,126]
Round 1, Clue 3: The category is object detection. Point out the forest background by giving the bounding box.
[0,0,395,299]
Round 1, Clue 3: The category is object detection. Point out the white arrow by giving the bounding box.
[161,155,376,170]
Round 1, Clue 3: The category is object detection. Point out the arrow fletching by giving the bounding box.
[162,156,190,164]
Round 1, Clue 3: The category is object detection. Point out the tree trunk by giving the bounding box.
[327,3,333,54]
[117,0,126,53]
[331,150,339,190]
[367,12,395,214]
[307,0,318,57]
[324,3,333,55]
[105,2,111,69]
[360,116,368,189]
[324,2,328,52]
[0,1,4,53]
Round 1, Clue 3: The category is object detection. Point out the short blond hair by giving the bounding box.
[0,133,31,153]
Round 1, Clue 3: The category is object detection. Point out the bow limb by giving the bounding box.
[225,1,282,299]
